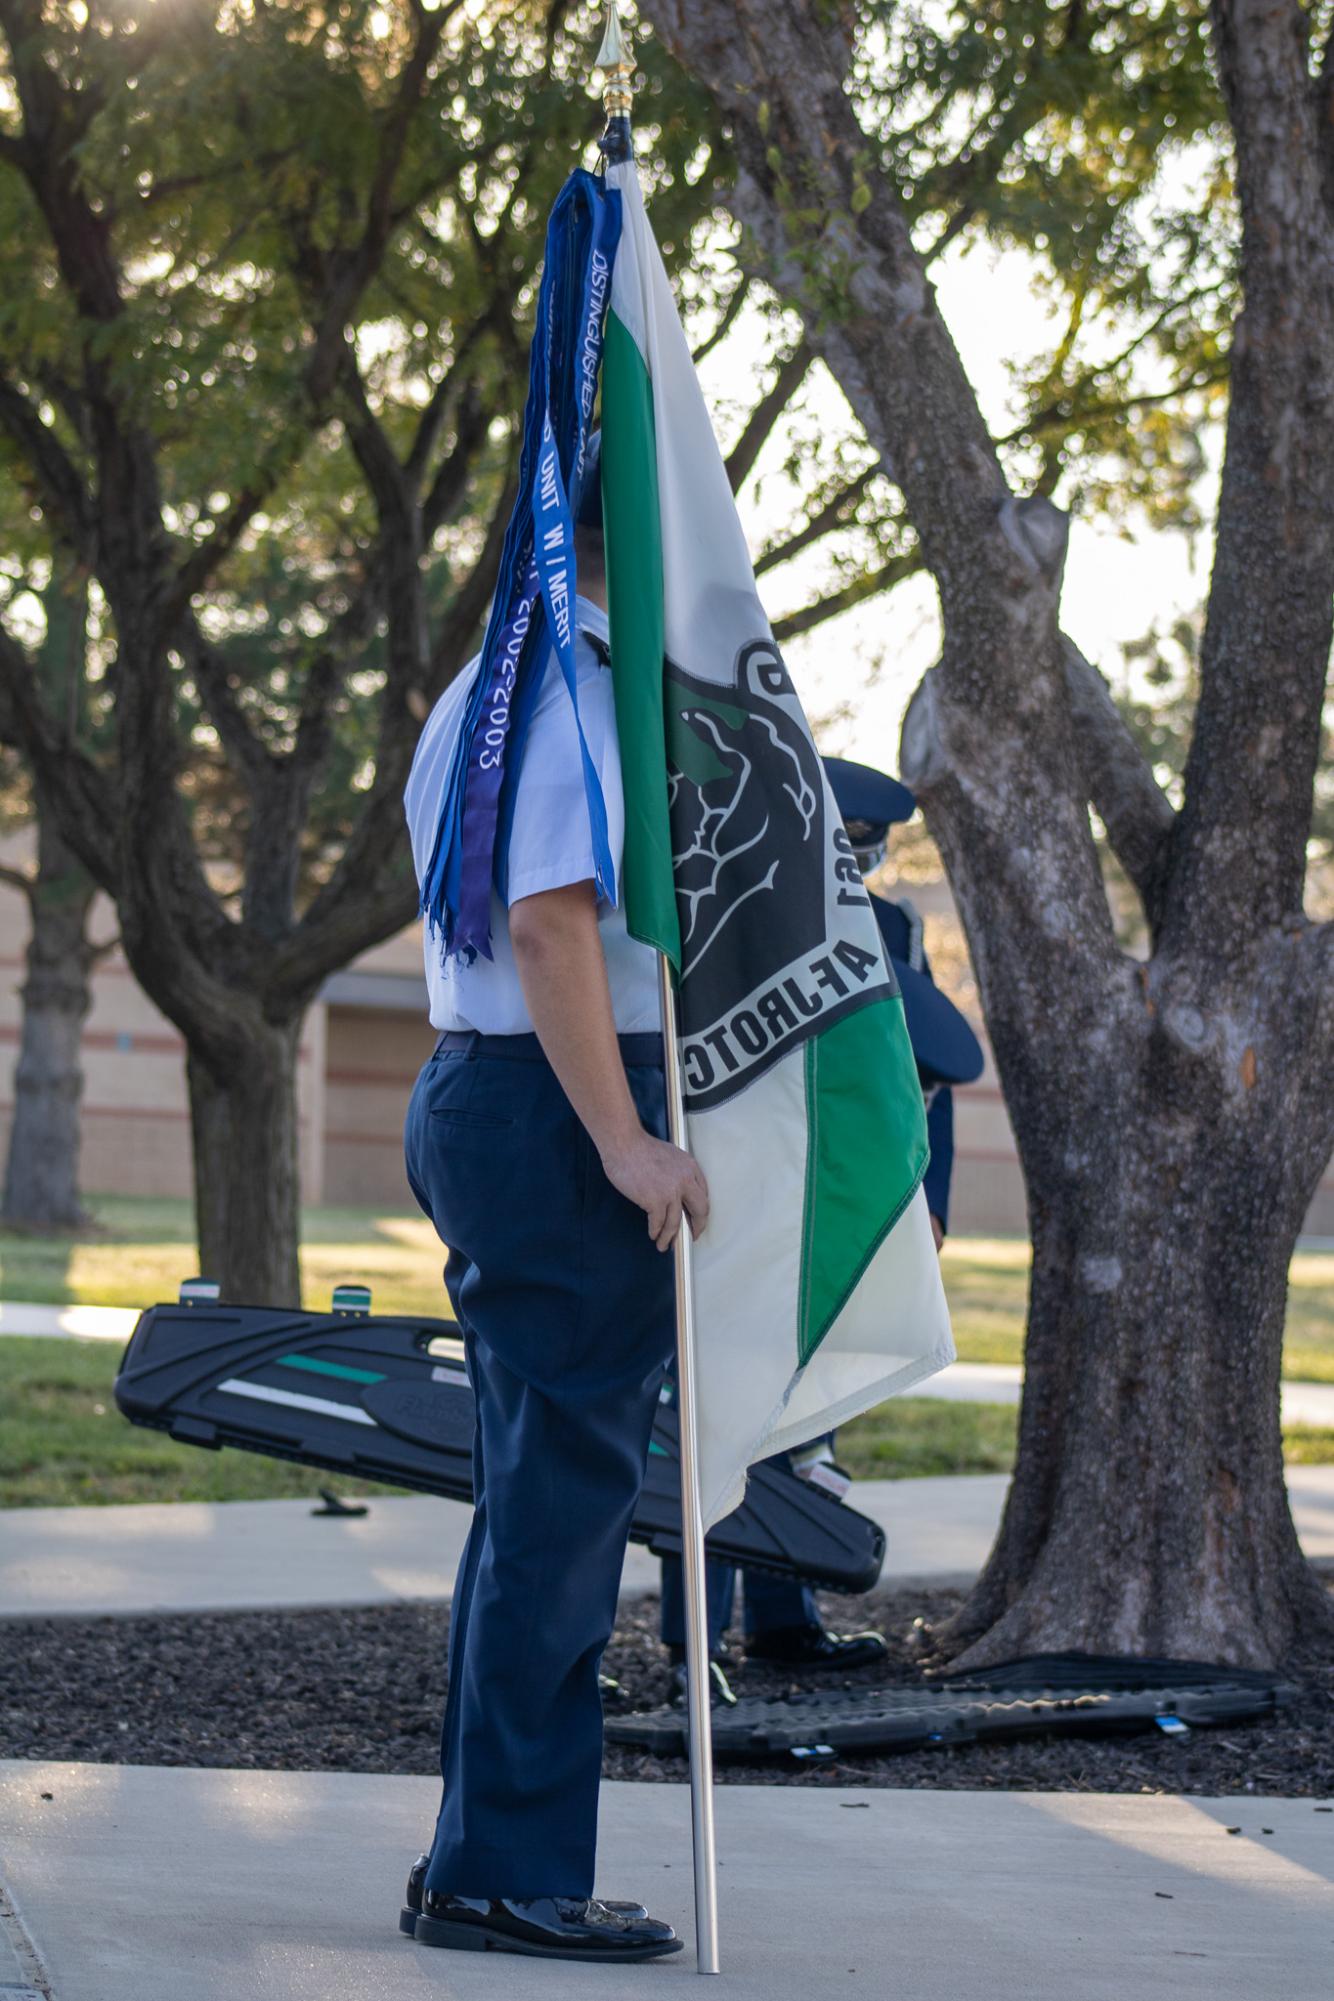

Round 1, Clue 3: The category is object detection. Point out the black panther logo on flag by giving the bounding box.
[666,640,826,1023]
[664,638,891,1108]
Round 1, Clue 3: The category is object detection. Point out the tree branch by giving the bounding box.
[427,454,520,696]
[1317,13,1334,213]
[293,650,338,771]
[266,453,520,1007]
[644,0,1123,1023]
[175,24,481,613]
[691,274,750,366]
[336,343,427,700]
[998,367,1231,450]
[754,468,875,576]
[921,79,1056,266]
[771,551,921,642]
[0,10,207,986]
[172,425,314,611]
[724,337,812,494]
[176,623,269,781]
[0,372,96,558]
[1060,637,1176,932]
[407,318,489,491]
[0,860,36,906]
[301,9,447,404]
[1158,2,1334,949]
[642,2,1057,682]
[0,622,121,897]
[422,382,495,538]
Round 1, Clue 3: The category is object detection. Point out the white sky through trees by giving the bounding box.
[702,235,1213,777]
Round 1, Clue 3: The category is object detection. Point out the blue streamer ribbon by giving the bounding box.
[419,170,622,960]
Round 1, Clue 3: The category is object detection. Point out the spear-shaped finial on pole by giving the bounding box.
[596,1,635,164]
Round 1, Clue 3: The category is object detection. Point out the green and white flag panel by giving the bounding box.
[601,161,955,1530]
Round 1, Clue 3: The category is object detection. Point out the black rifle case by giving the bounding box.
[113,1301,886,1592]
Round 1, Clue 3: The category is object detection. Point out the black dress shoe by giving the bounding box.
[745,1623,888,1670]
[399,1854,649,1935]
[414,1890,683,1961]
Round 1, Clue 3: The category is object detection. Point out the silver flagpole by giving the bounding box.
[657,953,721,1976]
[596,5,720,1970]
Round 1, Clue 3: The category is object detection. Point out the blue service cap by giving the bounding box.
[823,756,916,840]
[575,429,603,530]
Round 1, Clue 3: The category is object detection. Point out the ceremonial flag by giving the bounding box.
[601,162,955,1528]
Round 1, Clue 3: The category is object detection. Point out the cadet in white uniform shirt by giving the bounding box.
[399,487,707,1968]
[406,596,661,1040]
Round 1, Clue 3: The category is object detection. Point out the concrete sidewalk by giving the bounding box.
[0,1477,1002,1621]
[5,1468,1334,1622]
[1,1761,1330,2000]
[924,1360,1334,1429]
[0,1300,138,1342]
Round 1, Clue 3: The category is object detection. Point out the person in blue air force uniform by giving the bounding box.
[659,755,983,1691]
[399,453,700,1966]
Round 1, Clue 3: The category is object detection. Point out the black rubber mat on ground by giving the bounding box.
[938,1652,1288,1693]
[605,1658,1295,1762]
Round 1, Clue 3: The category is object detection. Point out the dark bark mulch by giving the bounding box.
[2,1587,1331,1796]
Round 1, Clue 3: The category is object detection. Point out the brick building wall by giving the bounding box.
[0,833,1329,1238]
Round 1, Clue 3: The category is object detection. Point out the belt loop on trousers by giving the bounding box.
[434,1029,480,1061]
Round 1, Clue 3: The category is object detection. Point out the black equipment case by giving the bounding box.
[113,1298,886,1592]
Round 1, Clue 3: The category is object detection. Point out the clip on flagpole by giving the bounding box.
[593,1,720,1975]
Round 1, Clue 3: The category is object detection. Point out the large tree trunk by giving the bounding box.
[645,0,1334,1666]
[0,806,97,1232]
[933,938,1334,1668]
[185,1015,303,1306]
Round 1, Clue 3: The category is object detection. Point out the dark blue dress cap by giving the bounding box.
[823,756,916,838]
[870,905,984,1088]
[575,428,603,529]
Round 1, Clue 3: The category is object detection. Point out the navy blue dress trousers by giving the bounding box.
[404,1034,674,1899]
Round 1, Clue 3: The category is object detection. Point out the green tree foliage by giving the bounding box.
[0,0,719,893]
[861,2,1231,518]
[725,2,1247,666]
[0,0,723,1296]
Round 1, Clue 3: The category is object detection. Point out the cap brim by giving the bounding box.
[823,755,916,830]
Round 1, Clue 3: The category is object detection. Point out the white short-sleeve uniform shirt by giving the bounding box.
[404,597,661,1036]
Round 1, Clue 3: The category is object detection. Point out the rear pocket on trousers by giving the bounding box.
[429,1106,516,1132]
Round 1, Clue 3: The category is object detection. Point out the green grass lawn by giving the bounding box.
[946,1236,1334,1384]
[1,1199,1332,1508]
[2,1330,1331,1510]
[0,1335,1021,1507]
[6,1198,1334,1381]
[0,1197,449,1319]
[0,1337,413,1509]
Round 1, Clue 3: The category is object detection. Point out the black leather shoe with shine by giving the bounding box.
[399,1855,650,1937]
[413,1890,683,1961]
[745,1623,888,1670]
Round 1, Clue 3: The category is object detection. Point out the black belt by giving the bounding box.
[435,1029,664,1065]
